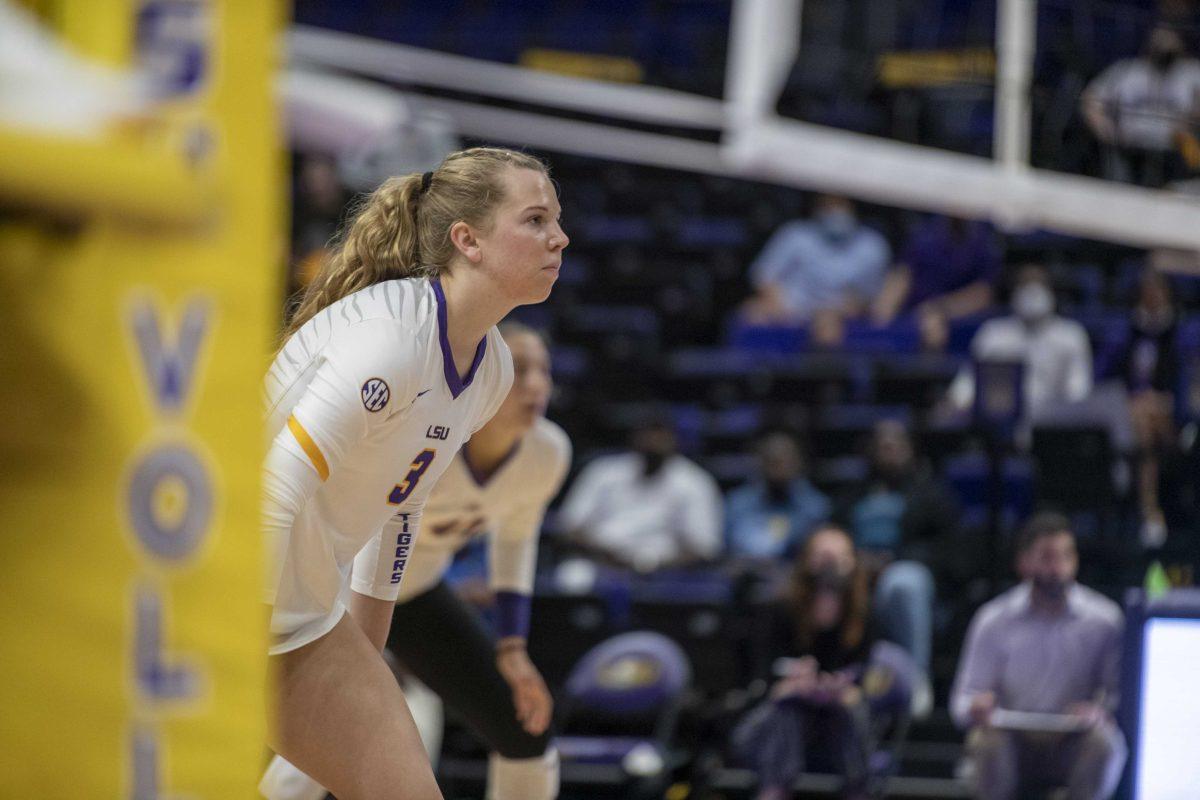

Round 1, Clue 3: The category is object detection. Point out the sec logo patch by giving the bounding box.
[361,378,390,412]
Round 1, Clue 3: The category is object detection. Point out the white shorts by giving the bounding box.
[268,603,346,656]
[266,519,405,656]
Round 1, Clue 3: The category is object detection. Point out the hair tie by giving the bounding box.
[419,171,433,195]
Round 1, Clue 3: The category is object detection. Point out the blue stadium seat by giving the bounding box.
[702,452,759,491]
[727,320,808,354]
[675,217,750,249]
[843,318,921,354]
[942,453,1033,521]
[813,455,870,496]
[576,214,655,246]
[700,405,763,455]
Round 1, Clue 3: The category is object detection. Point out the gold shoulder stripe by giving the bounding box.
[287,414,329,481]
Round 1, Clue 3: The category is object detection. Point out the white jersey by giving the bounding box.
[262,277,513,654]
[353,418,572,603]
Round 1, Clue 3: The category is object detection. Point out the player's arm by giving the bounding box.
[273,320,416,490]
[488,431,570,735]
[263,333,397,594]
[349,587,396,652]
[490,514,552,737]
[350,509,424,651]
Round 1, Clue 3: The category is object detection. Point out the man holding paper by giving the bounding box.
[950,512,1126,800]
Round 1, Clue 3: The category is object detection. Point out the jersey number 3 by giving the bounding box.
[388,449,436,505]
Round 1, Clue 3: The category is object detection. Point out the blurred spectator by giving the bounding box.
[742,195,891,325]
[1117,268,1183,547]
[873,216,1001,326]
[731,525,878,800]
[558,415,723,572]
[836,420,957,675]
[1080,25,1200,186]
[725,431,832,559]
[291,153,347,291]
[951,512,1125,800]
[947,265,1093,417]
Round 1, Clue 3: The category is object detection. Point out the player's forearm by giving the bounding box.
[348,589,396,652]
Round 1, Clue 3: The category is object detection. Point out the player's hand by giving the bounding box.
[496,641,553,736]
[969,691,996,728]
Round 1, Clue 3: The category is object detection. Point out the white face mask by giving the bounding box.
[1013,283,1054,322]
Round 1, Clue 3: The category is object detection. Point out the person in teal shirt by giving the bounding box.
[726,431,832,559]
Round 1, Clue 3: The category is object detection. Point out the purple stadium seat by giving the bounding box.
[556,631,693,789]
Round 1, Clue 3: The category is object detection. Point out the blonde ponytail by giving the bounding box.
[283,147,547,341]
[284,172,425,339]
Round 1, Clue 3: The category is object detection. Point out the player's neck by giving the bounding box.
[465,420,524,474]
[438,270,509,378]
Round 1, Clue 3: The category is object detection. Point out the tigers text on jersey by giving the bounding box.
[262,277,513,655]
[353,418,572,604]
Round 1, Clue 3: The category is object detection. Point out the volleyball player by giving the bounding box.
[261,322,569,799]
[262,148,568,800]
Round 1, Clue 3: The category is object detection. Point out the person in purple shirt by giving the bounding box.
[872,215,1002,326]
[951,512,1126,800]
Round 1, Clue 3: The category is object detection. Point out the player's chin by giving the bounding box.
[523,271,559,303]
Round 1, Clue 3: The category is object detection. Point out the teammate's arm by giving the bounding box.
[489,432,570,737]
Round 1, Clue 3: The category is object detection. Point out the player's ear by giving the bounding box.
[449,221,483,264]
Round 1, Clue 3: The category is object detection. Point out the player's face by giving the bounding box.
[477,168,568,305]
[494,331,552,432]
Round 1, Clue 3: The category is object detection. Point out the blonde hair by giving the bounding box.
[284,147,547,340]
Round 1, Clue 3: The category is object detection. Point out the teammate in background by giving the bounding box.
[261,147,568,800]
[260,322,571,800]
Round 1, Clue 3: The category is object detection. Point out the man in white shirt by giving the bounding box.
[948,265,1092,418]
[1081,25,1200,185]
[558,415,723,572]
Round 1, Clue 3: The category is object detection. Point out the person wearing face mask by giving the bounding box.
[557,412,723,573]
[731,526,879,800]
[725,431,832,560]
[741,194,891,328]
[1116,268,1183,547]
[951,513,1126,800]
[947,265,1093,418]
[836,420,959,682]
[1080,25,1200,186]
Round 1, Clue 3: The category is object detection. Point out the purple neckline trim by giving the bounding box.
[431,278,487,399]
[461,440,522,488]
